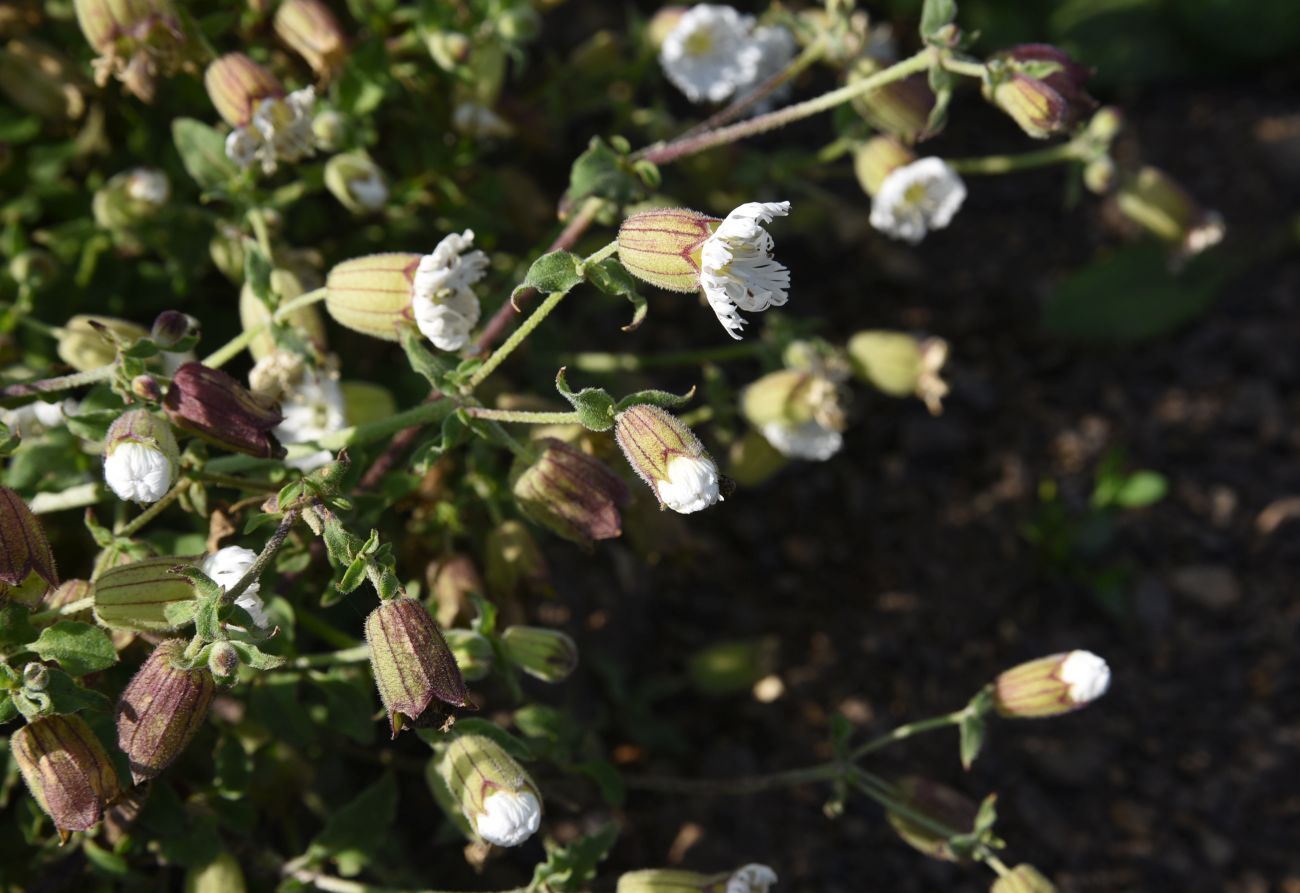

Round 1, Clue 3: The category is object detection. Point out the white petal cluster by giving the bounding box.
[700,201,791,339]
[869,157,966,244]
[1,400,70,437]
[475,790,542,847]
[660,5,760,103]
[104,442,175,504]
[201,546,270,628]
[273,367,347,472]
[656,455,722,514]
[126,168,170,206]
[739,25,797,110]
[759,420,843,461]
[412,230,489,351]
[347,169,389,211]
[224,87,317,174]
[1060,650,1111,705]
[727,864,779,893]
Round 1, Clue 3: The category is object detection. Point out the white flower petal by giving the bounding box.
[870,157,966,244]
[1061,650,1110,705]
[273,369,347,472]
[727,864,778,893]
[659,4,760,103]
[700,201,790,339]
[126,168,170,206]
[201,546,260,598]
[759,420,843,461]
[475,791,541,847]
[104,442,175,504]
[348,171,388,210]
[656,454,722,514]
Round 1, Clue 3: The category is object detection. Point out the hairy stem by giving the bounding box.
[466,290,567,390]
[220,510,297,606]
[28,597,96,624]
[462,407,582,425]
[202,287,327,369]
[0,365,115,400]
[115,477,190,538]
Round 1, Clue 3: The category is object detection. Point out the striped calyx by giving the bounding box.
[512,438,628,548]
[93,554,198,631]
[115,638,215,783]
[57,314,148,372]
[616,864,778,893]
[364,597,470,737]
[323,252,420,341]
[614,404,722,514]
[992,865,1057,893]
[993,650,1110,719]
[438,732,542,847]
[12,714,122,833]
[204,53,283,128]
[273,0,347,79]
[617,208,718,293]
[163,362,285,459]
[0,485,59,605]
[499,626,579,683]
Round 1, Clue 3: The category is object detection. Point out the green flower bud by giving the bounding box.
[985,45,1095,140]
[116,639,215,783]
[57,315,148,372]
[206,641,240,681]
[438,733,541,847]
[0,485,59,606]
[500,626,578,683]
[92,555,198,632]
[852,136,917,197]
[886,777,978,862]
[185,850,247,893]
[992,865,1056,893]
[616,208,718,293]
[1115,166,1225,258]
[312,109,347,151]
[103,410,181,505]
[512,438,628,548]
[614,404,722,514]
[238,270,328,361]
[323,152,389,215]
[425,30,472,73]
[443,628,494,681]
[273,0,347,79]
[846,331,949,415]
[993,650,1110,719]
[365,597,470,737]
[204,53,283,128]
[12,714,122,834]
[1082,156,1116,195]
[323,252,421,341]
[163,362,285,459]
[616,864,778,893]
[850,63,936,144]
[23,662,50,692]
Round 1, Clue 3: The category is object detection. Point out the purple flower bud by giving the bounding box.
[0,485,59,605]
[163,362,285,458]
[150,310,198,349]
[512,439,628,548]
[986,44,1096,139]
[12,714,122,834]
[364,597,470,737]
[204,53,283,128]
[116,639,216,783]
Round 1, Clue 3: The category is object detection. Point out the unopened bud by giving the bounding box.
[273,0,346,79]
[438,733,542,847]
[12,714,122,833]
[184,850,248,893]
[993,650,1110,719]
[851,64,935,144]
[163,362,285,458]
[131,375,163,403]
[0,486,59,606]
[443,628,494,681]
[616,208,717,293]
[886,777,978,862]
[1083,156,1116,195]
[992,865,1056,893]
[323,252,421,341]
[985,44,1095,140]
[614,404,723,514]
[425,30,472,72]
[742,370,846,461]
[616,864,778,893]
[500,626,578,683]
[116,639,216,783]
[23,662,50,692]
[103,410,180,505]
[151,310,198,350]
[204,53,283,128]
[427,554,484,627]
[57,315,148,372]
[365,597,470,737]
[324,152,389,214]
[94,168,170,230]
[1086,106,1123,142]
[93,554,198,631]
[311,108,347,150]
[1115,166,1225,258]
[853,136,917,197]
[846,331,949,415]
[73,0,185,102]
[206,641,240,681]
[485,520,551,601]
[512,438,628,548]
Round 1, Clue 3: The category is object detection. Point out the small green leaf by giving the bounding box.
[530,823,619,893]
[511,250,584,305]
[555,368,615,431]
[230,641,286,671]
[920,0,958,41]
[400,324,452,387]
[926,66,956,137]
[172,118,238,190]
[309,773,399,877]
[584,258,648,331]
[29,621,118,677]
[564,137,643,208]
[0,692,17,724]
[40,666,113,715]
[613,385,696,414]
[1113,471,1168,509]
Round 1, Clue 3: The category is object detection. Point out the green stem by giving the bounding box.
[220,510,297,606]
[462,407,581,425]
[1,365,116,400]
[848,709,967,761]
[947,141,1085,175]
[942,57,989,79]
[286,643,371,669]
[580,241,619,269]
[567,342,765,372]
[191,471,278,492]
[115,477,189,538]
[28,596,95,624]
[466,290,566,390]
[201,287,327,369]
[28,482,102,515]
[625,762,841,796]
[636,49,933,166]
[680,38,827,140]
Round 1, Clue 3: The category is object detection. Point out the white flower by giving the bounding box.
[869,157,966,244]
[226,87,317,174]
[104,442,175,504]
[759,421,843,461]
[273,367,346,472]
[732,25,797,110]
[225,128,261,169]
[700,201,791,339]
[1,400,69,437]
[727,864,778,893]
[660,4,761,103]
[412,230,488,351]
[126,168,170,206]
[201,546,270,628]
[657,455,722,514]
[475,790,542,847]
[1060,650,1111,705]
[348,170,388,211]
[452,102,512,138]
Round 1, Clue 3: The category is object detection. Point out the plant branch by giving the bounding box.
[115,477,190,538]
[201,287,327,369]
[220,510,297,605]
[848,709,967,761]
[467,290,567,390]
[462,408,581,425]
[29,597,95,624]
[1,365,116,400]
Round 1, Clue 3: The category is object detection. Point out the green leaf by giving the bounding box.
[959,712,986,770]
[584,258,648,331]
[555,368,615,432]
[926,66,957,136]
[29,621,118,677]
[399,324,452,387]
[1112,471,1168,509]
[920,0,958,41]
[613,385,696,414]
[194,595,221,642]
[564,137,643,208]
[244,242,273,304]
[310,669,376,745]
[172,118,238,190]
[229,641,286,671]
[0,692,17,724]
[40,666,113,715]
[511,250,584,305]
[530,823,618,893]
[0,602,36,648]
[136,781,224,868]
[309,773,399,877]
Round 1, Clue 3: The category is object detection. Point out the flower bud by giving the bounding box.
[992,865,1056,893]
[443,628,494,681]
[886,776,978,862]
[12,714,122,833]
[852,136,917,197]
[512,438,628,548]
[73,0,185,102]
[204,53,283,128]
[993,650,1110,719]
[323,252,421,341]
[365,597,470,737]
[273,0,347,79]
[500,626,578,683]
[103,410,180,505]
[616,208,718,293]
[485,520,551,602]
[425,30,472,72]
[116,639,215,783]
[239,270,328,361]
[324,152,389,214]
[23,662,50,692]
[727,428,788,487]
[1082,156,1116,195]
[741,370,846,461]
[851,63,935,144]
[846,331,949,415]
[0,485,59,606]
[184,850,248,893]
[312,108,347,150]
[0,39,86,122]
[93,555,198,632]
[1115,166,1225,258]
[616,864,778,893]
[614,404,723,514]
[163,362,285,458]
[427,554,485,627]
[206,641,240,681]
[93,168,170,230]
[438,733,542,847]
[151,310,198,350]
[57,314,148,372]
[986,44,1095,140]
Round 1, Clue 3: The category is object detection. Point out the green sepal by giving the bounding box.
[584,258,648,332]
[511,250,584,307]
[555,368,615,431]
[613,384,696,413]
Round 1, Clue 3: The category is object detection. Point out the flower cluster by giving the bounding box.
[659,4,796,105]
